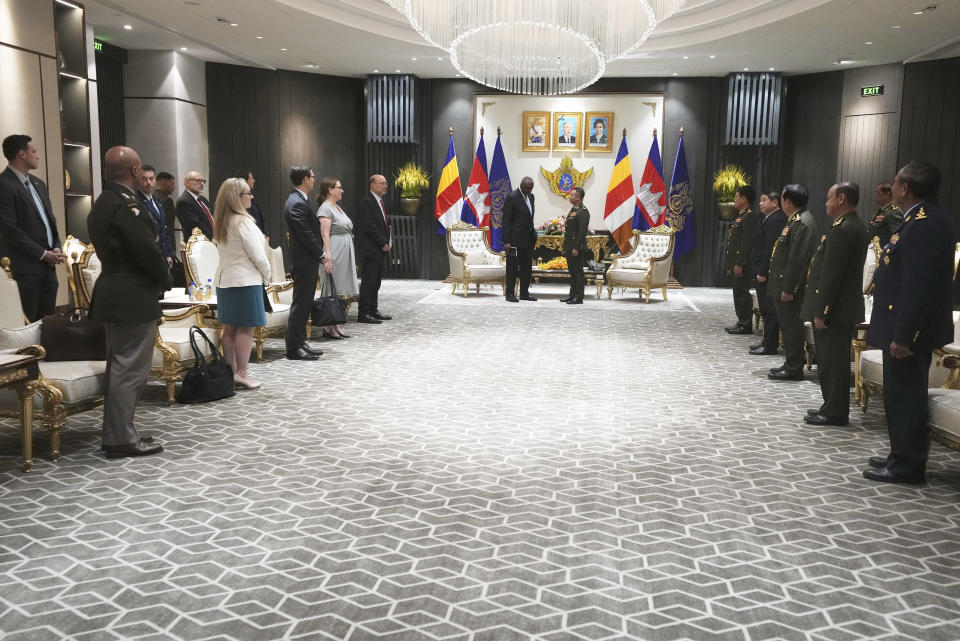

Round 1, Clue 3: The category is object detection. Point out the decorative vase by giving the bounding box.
[400,197,421,215]
[718,202,738,221]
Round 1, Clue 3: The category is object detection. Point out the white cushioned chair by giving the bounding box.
[926,386,960,454]
[0,257,107,462]
[606,225,675,303]
[446,221,505,297]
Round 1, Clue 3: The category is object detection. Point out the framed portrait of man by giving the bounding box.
[552,112,583,151]
[522,111,551,152]
[585,112,614,153]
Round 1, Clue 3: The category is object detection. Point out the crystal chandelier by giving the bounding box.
[387,0,686,94]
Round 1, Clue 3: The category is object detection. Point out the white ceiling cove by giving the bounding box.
[84,0,960,78]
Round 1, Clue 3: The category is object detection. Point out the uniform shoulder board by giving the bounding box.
[821,234,827,242]
[120,192,133,199]
[831,218,842,227]
[915,208,927,220]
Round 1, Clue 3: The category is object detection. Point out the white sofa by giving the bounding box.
[606,225,675,303]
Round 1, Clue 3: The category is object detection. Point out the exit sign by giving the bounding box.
[861,84,884,97]
[94,40,103,52]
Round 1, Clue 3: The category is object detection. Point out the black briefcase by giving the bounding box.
[176,326,235,404]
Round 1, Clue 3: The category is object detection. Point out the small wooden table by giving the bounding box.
[530,268,605,299]
[535,235,610,261]
[0,353,40,472]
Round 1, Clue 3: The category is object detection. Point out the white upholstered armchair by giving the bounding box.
[446,221,505,296]
[606,225,675,303]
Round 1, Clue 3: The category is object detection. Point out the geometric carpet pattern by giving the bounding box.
[1,280,959,641]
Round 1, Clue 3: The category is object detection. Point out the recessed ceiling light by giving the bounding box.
[743,67,749,71]
[682,55,688,59]
[395,69,401,72]
[864,41,872,45]
[373,69,379,73]
[280,48,287,51]
[769,67,775,71]
[180,47,188,51]
[913,10,924,14]
[892,24,901,29]
[672,72,678,76]
[833,59,854,65]
[437,57,442,61]
[455,73,460,77]
[256,35,263,39]
[709,54,716,59]
[411,57,417,61]
[230,22,238,27]
[122,24,132,30]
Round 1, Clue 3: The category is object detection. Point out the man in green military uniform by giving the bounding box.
[866,182,903,247]
[723,185,761,334]
[768,183,818,381]
[800,183,868,425]
[561,187,590,305]
[88,146,172,459]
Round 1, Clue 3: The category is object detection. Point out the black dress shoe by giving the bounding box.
[101,435,155,451]
[768,369,803,381]
[770,365,788,375]
[862,467,925,484]
[566,298,583,305]
[519,295,538,301]
[104,441,164,459]
[505,295,519,302]
[727,326,753,335]
[287,348,319,360]
[749,346,777,355]
[560,297,572,303]
[321,330,342,340]
[357,314,382,324]
[868,456,888,469]
[749,343,762,350]
[803,412,848,426]
[373,312,392,320]
[806,409,822,417]
[301,344,323,356]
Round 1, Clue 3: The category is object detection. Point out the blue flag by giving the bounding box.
[487,132,512,251]
[666,134,694,258]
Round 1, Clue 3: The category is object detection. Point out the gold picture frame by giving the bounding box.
[552,112,583,151]
[584,112,614,153]
[522,111,551,151]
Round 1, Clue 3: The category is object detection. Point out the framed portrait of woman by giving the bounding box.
[522,111,551,151]
[585,112,614,153]
[552,112,583,151]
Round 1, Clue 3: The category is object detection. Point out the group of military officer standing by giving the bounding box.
[722,162,954,484]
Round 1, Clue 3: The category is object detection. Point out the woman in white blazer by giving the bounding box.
[212,177,271,389]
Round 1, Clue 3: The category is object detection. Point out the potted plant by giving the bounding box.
[394,162,430,215]
[713,165,750,221]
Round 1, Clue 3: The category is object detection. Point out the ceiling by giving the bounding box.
[83,0,960,79]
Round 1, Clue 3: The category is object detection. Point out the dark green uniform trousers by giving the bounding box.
[566,251,585,299]
[773,296,804,373]
[732,271,753,327]
[881,349,932,478]
[813,324,853,418]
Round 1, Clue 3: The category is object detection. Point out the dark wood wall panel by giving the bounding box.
[837,112,898,195]
[206,63,364,260]
[899,58,960,226]
[94,49,125,154]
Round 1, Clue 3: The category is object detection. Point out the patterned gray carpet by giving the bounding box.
[1,280,959,641]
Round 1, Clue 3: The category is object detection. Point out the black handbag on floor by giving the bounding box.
[176,326,235,404]
[311,276,346,326]
[40,309,107,361]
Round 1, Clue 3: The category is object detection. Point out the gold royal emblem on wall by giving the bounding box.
[540,156,593,198]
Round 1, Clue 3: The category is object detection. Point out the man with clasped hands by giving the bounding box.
[501,176,538,303]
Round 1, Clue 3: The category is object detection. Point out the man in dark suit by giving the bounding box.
[865,162,954,484]
[589,120,607,145]
[175,170,214,240]
[88,145,170,459]
[800,182,867,426]
[283,165,323,360]
[767,183,817,381]
[136,164,174,270]
[866,182,903,247]
[723,185,761,334]
[236,168,266,236]
[0,134,64,321]
[155,171,183,285]
[750,191,787,355]
[558,120,576,145]
[501,176,537,302]
[356,174,392,324]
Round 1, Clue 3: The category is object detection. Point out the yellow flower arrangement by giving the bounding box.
[394,163,430,199]
[540,257,568,270]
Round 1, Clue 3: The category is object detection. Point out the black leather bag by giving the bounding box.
[176,326,235,404]
[311,277,346,326]
[40,310,107,361]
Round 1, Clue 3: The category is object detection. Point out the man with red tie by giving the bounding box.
[356,174,392,324]
[175,170,214,240]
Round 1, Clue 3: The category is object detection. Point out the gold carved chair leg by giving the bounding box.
[14,381,36,472]
[36,379,65,462]
[254,326,266,362]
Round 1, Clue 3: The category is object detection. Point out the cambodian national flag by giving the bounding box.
[604,136,637,255]
[487,132,512,251]
[461,134,490,231]
[435,134,463,231]
[667,134,695,259]
[634,132,666,231]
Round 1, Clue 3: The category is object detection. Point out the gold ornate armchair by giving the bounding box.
[0,258,105,462]
[606,225,675,303]
[446,221,505,296]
